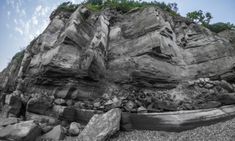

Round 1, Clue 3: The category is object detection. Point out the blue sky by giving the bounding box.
[0,0,235,71]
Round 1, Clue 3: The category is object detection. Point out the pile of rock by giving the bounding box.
[0,108,121,141]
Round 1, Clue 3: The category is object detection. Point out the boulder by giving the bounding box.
[26,94,53,115]
[52,105,66,117]
[198,101,221,109]
[39,125,65,141]
[68,122,81,136]
[39,123,53,133]
[55,87,70,99]
[59,107,77,121]
[26,112,58,125]
[219,80,234,93]
[0,117,19,127]
[66,100,74,106]
[7,95,22,116]
[0,120,41,141]
[77,108,121,141]
[218,93,235,105]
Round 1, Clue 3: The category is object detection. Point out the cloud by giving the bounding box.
[11,4,53,46]
[35,5,42,13]
[32,16,38,25]
[15,27,23,35]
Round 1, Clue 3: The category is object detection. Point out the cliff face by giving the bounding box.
[1,6,235,112]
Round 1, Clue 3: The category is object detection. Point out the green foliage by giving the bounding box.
[186,10,234,33]
[12,51,24,64]
[186,10,212,25]
[87,0,103,5]
[50,2,79,20]
[85,3,103,12]
[85,0,178,14]
[204,22,235,33]
[56,2,79,12]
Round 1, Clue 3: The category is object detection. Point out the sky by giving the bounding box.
[0,0,235,71]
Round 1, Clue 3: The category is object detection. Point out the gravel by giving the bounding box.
[109,118,235,141]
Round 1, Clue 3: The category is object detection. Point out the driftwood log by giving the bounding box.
[75,105,235,132]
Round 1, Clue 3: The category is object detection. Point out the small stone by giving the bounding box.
[102,93,110,99]
[204,83,214,89]
[68,122,81,136]
[93,102,101,108]
[39,123,53,133]
[74,101,85,109]
[52,105,66,116]
[124,101,135,112]
[66,100,74,106]
[137,106,147,113]
[104,100,113,106]
[40,125,66,141]
[54,98,66,105]
[204,78,210,82]
[61,120,70,128]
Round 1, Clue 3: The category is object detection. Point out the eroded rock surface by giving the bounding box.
[0,4,235,136]
[0,120,41,141]
[78,108,121,141]
[1,5,235,104]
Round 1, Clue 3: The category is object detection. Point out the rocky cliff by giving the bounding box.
[1,5,235,116]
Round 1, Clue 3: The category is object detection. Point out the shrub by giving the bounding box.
[12,50,24,64]
[204,22,235,33]
[56,2,79,13]
[85,3,103,12]
[85,0,178,14]
[50,2,79,20]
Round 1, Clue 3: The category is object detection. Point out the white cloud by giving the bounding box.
[15,27,23,35]
[32,16,38,25]
[35,5,42,13]
[9,2,56,48]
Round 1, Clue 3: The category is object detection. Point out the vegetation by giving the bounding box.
[186,10,212,25]
[186,10,234,33]
[204,22,235,33]
[50,2,79,20]
[52,1,234,33]
[56,2,79,12]
[12,50,24,64]
[85,0,178,14]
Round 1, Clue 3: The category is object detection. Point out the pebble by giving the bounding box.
[110,117,235,141]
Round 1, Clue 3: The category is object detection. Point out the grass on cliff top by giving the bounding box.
[85,0,178,15]
[52,1,178,18]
